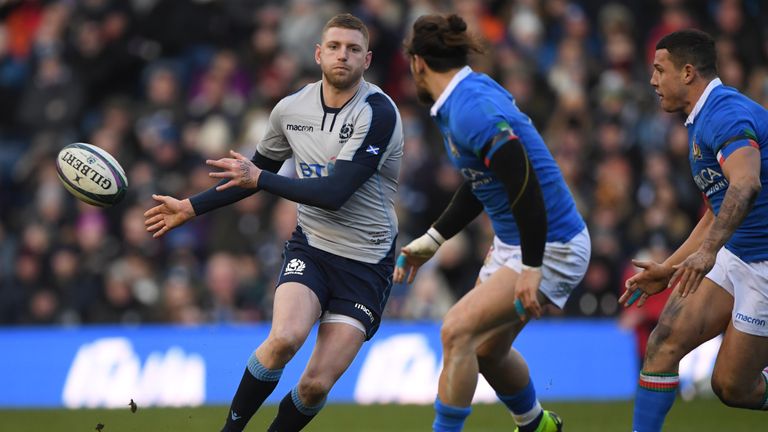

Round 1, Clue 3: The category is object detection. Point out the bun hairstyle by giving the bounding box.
[405,14,484,72]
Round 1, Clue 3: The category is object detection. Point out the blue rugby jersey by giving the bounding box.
[686,78,768,262]
[429,67,585,245]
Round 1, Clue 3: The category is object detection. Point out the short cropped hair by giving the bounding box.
[404,14,484,72]
[323,13,369,48]
[656,29,717,77]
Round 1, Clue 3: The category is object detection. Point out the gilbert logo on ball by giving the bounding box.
[56,143,128,207]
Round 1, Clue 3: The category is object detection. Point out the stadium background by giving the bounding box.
[0,0,767,430]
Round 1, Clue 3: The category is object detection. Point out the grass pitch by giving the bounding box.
[0,398,764,431]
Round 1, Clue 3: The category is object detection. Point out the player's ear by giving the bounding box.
[410,55,423,74]
[364,50,372,70]
[315,43,322,65]
[682,63,695,85]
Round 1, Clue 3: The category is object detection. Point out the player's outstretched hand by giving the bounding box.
[620,259,675,308]
[670,248,715,298]
[393,230,443,284]
[144,194,195,238]
[513,267,543,320]
[207,150,262,191]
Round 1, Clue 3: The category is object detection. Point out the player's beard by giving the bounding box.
[415,86,434,105]
[324,64,364,91]
[413,74,434,105]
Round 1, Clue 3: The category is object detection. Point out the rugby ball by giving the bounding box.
[56,143,128,207]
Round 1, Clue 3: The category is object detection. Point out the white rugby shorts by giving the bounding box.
[706,247,768,336]
[478,227,591,308]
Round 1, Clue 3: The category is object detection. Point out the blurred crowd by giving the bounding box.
[1,0,767,343]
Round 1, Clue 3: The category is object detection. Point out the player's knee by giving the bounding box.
[267,331,303,362]
[298,376,332,405]
[440,317,472,353]
[711,373,753,408]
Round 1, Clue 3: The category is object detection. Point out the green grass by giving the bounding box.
[0,399,765,431]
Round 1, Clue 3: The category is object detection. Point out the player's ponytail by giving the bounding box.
[405,14,483,72]
[447,14,467,33]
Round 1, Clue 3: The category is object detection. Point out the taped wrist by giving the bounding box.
[406,227,445,258]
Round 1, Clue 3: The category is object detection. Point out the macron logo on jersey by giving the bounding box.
[286,123,313,132]
[366,145,380,155]
[736,312,766,327]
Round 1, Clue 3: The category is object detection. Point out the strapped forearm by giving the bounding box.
[432,180,484,240]
[190,151,283,216]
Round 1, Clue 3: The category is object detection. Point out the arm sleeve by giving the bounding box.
[433,181,484,240]
[487,138,547,267]
[189,151,284,216]
[257,160,375,210]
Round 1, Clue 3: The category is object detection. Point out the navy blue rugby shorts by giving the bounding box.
[276,227,395,340]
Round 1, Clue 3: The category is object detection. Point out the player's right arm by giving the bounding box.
[393,180,484,284]
[144,151,284,238]
[145,101,290,239]
[621,206,714,307]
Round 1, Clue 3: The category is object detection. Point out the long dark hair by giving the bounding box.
[404,14,483,72]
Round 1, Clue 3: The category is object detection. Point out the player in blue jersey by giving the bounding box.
[144,14,403,432]
[395,14,590,432]
[620,29,768,431]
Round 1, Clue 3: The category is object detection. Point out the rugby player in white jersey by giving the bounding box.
[144,14,403,432]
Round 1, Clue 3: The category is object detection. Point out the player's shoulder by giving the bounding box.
[709,85,759,115]
[453,74,512,113]
[361,82,399,112]
[356,82,400,128]
[276,81,319,110]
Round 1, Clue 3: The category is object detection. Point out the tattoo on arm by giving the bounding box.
[703,183,758,252]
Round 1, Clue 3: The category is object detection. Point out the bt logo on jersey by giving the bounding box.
[299,162,325,177]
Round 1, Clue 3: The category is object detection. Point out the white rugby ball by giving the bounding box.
[56,143,128,207]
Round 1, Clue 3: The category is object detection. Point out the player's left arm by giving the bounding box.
[673,132,762,297]
[487,136,547,319]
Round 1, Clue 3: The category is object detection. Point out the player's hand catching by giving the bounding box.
[144,195,196,238]
[393,228,445,284]
[670,248,716,298]
[620,259,675,307]
[513,267,543,320]
[207,150,262,191]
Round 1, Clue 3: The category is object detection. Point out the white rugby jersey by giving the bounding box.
[257,79,403,263]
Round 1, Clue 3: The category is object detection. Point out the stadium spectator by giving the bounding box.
[0,0,762,335]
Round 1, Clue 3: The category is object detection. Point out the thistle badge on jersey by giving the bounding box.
[284,258,306,275]
[339,123,354,143]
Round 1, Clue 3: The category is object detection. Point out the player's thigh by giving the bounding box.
[445,265,521,338]
[270,282,322,340]
[302,322,366,382]
[712,253,768,388]
[646,278,731,361]
[712,322,768,389]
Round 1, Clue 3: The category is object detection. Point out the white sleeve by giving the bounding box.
[256,98,293,161]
